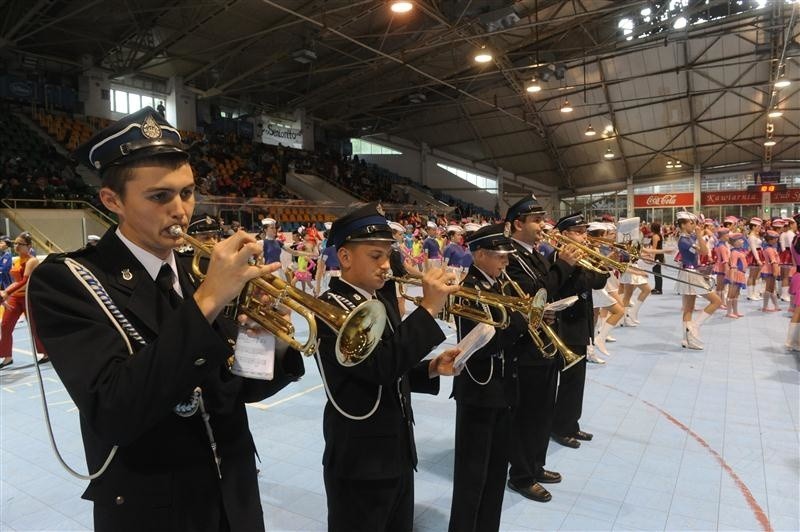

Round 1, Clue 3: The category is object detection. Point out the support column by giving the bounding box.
[166,76,197,131]
[626,177,634,218]
[693,165,702,213]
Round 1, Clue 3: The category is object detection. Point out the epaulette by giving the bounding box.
[42,245,95,264]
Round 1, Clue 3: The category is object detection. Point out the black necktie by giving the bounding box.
[156,263,181,309]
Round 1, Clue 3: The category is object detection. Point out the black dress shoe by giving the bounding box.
[0,358,13,370]
[535,470,562,484]
[651,289,662,294]
[551,434,581,448]
[573,430,593,441]
[507,480,552,502]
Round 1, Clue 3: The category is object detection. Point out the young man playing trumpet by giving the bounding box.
[313,203,462,532]
[448,223,528,532]
[28,108,304,532]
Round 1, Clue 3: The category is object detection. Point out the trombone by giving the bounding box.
[170,226,386,366]
[586,235,716,291]
[498,271,584,371]
[548,233,715,291]
[385,274,509,328]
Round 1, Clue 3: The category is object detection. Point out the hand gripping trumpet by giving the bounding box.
[169,225,387,366]
[498,271,584,371]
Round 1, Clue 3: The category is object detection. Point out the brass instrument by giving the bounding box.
[498,271,584,371]
[385,274,510,328]
[584,235,715,291]
[170,225,386,366]
[546,233,625,274]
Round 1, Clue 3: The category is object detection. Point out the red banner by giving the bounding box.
[634,192,694,208]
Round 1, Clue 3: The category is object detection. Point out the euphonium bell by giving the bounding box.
[169,225,387,366]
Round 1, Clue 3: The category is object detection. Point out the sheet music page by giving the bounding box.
[453,322,496,371]
[230,331,276,380]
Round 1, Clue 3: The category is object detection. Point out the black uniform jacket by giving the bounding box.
[553,254,610,345]
[27,228,303,531]
[452,265,527,408]
[505,240,576,366]
[315,277,445,480]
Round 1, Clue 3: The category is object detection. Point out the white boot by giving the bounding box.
[682,321,703,350]
[781,286,791,302]
[586,346,606,364]
[623,309,638,327]
[595,321,615,357]
[628,298,644,324]
[785,323,800,351]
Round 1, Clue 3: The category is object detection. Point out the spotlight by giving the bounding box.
[673,16,687,29]
[768,107,783,118]
[764,138,777,147]
[560,99,573,113]
[390,1,413,13]
[604,147,614,159]
[675,162,682,168]
[666,160,674,168]
[584,124,596,136]
[474,45,493,63]
[775,75,791,89]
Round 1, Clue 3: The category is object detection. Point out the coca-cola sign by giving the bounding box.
[634,192,694,208]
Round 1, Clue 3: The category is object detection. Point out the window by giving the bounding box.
[351,138,402,155]
[128,92,141,113]
[110,88,162,114]
[436,162,498,195]
[112,89,128,113]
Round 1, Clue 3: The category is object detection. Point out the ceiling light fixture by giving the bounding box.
[675,161,683,168]
[560,99,573,113]
[775,74,791,89]
[604,147,614,159]
[666,160,674,168]
[673,16,687,29]
[768,107,783,118]
[584,124,596,136]
[390,1,413,13]
[526,77,541,93]
[474,45,493,63]
[764,138,777,147]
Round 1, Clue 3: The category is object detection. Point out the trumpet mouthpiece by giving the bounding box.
[169,225,184,238]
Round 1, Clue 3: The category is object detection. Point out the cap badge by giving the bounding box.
[503,222,511,238]
[376,203,385,216]
[141,114,163,140]
[121,268,133,281]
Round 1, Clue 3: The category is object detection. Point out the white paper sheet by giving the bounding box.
[453,322,496,372]
[230,330,276,380]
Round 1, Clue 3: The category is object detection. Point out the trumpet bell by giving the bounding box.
[336,300,386,367]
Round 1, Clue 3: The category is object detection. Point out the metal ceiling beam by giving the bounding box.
[2,0,54,41]
[10,0,104,43]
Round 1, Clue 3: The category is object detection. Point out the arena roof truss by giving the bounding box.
[1,0,797,197]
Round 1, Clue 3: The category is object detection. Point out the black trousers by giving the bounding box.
[552,346,588,437]
[652,262,663,291]
[448,404,510,532]
[508,360,559,487]
[324,467,414,532]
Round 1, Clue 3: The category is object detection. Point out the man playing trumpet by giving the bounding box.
[28,108,304,532]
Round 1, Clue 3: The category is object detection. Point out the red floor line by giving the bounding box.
[594,381,774,532]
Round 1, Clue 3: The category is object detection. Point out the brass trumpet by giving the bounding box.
[498,271,584,371]
[385,274,510,328]
[170,226,386,366]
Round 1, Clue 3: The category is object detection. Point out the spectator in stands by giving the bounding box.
[0,232,48,369]
[0,236,12,288]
